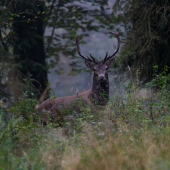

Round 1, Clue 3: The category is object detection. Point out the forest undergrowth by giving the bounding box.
[0,66,170,170]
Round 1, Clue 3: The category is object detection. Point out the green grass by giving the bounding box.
[1,81,170,169]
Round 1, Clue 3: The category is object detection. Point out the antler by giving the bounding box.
[104,30,120,62]
[76,30,120,62]
[76,35,96,62]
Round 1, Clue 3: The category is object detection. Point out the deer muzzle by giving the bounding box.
[98,74,106,81]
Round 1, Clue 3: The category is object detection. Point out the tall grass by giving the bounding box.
[0,67,170,170]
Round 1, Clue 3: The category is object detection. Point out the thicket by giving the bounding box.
[0,67,170,169]
[114,0,170,82]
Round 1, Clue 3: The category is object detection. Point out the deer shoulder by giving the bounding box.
[38,89,92,113]
[38,89,93,125]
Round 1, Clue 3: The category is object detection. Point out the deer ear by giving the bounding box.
[85,60,95,69]
[106,58,115,68]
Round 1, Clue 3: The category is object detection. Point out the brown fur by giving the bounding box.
[38,89,92,124]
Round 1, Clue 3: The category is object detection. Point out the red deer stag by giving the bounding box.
[38,30,120,124]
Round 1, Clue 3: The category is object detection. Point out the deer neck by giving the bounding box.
[89,73,109,106]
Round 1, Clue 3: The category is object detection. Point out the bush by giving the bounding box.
[0,67,170,169]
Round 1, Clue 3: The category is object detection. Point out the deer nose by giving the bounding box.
[98,74,105,81]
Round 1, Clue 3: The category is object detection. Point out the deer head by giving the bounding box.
[75,30,120,81]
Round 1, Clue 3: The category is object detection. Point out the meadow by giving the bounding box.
[0,68,170,170]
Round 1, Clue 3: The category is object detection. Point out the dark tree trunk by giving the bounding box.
[12,0,47,98]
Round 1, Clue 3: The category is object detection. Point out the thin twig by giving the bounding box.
[43,0,56,32]
[45,0,61,54]
[0,29,8,52]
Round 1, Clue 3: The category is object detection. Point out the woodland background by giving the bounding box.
[1,0,170,99]
[0,0,170,169]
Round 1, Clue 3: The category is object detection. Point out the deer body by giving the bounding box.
[38,31,120,124]
[38,89,92,124]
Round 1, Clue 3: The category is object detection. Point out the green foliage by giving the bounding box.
[114,0,170,82]
[0,66,170,169]
[8,92,37,120]
[146,65,169,90]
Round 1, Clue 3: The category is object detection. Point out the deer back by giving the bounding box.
[38,89,92,124]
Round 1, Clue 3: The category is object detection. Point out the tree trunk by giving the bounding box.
[12,0,47,98]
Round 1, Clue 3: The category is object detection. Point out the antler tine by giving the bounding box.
[76,35,93,61]
[106,30,120,61]
[104,51,108,62]
[89,52,96,62]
